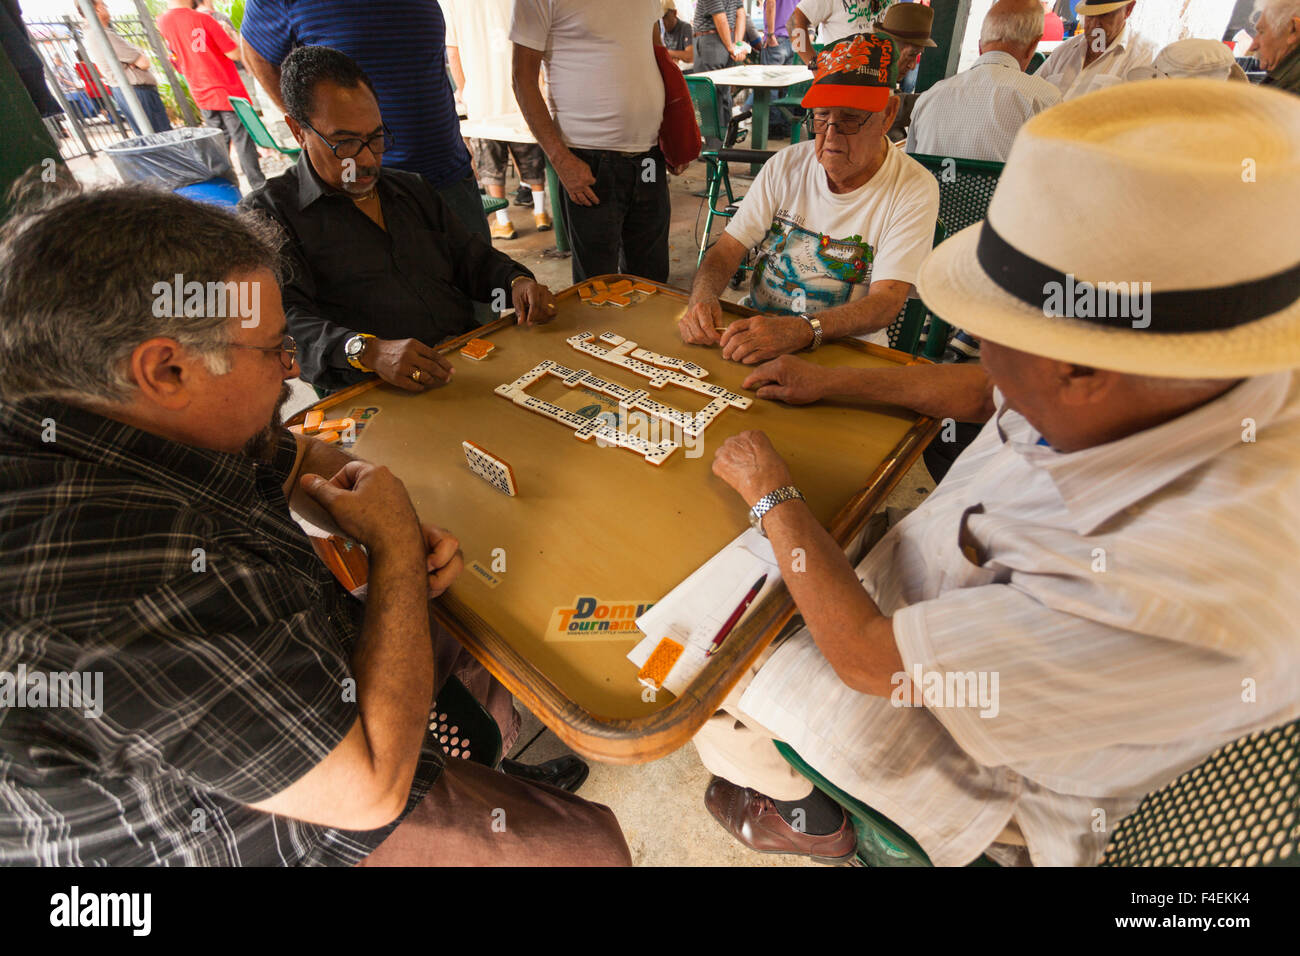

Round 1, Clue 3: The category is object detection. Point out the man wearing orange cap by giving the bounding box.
[679,33,939,364]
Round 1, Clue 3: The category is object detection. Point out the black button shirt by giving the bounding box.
[0,400,443,865]
[240,153,532,392]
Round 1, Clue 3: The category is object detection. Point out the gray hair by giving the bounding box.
[0,177,283,404]
[980,3,1045,48]
[1255,0,1300,29]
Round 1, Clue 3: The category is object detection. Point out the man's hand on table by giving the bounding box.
[711,430,795,508]
[362,337,454,392]
[679,295,724,345]
[552,149,598,206]
[511,278,559,325]
[742,354,831,404]
[419,523,463,598]
[719,313,813,364]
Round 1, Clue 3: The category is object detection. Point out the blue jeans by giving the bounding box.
[558,146,670,284]
[115,86,171,135]
[760,36,795,134]
[694,32,733,144]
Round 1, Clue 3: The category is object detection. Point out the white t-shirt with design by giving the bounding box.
[795,0,890,44]
[510,0,665,152]
[724,139,939,346]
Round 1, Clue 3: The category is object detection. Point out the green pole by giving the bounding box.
[917,0,972,95]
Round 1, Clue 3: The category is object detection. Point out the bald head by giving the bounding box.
[979,0,1046,69]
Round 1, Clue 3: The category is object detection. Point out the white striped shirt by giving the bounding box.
[740,371,1300,866]
[907,51,1062,163]
[1036,23,1158,101]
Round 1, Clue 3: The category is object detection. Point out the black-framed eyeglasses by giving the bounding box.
[300,120,394,160]
[233,334,297,370]
[805,112,874,136]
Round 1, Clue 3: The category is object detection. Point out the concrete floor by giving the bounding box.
[72,137,936,866]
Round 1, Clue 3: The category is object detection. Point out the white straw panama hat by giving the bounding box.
[1074,1,1133,14]
[915,80,1300,378]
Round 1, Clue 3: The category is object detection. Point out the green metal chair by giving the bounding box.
[898,154,1005,357]
[886,219,949,358]
[776,713,1300,866]
[685,74,750,149]
[228,96,301,159]
[768,79,811,142]
[774,741,998,866]
[695,146,777,267]
[481,194,508,215]
[1026,51,1047,75]
[429,676,502,769]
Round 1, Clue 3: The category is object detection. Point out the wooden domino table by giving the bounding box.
[292,276,939,763]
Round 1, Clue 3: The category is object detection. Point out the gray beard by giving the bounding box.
[243,382,292,460]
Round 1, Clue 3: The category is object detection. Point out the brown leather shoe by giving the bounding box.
[704,776,857,864]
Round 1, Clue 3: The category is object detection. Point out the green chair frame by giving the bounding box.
[228,96,301,159]
[695,146,777,268]
[481,194,508,215]
[775,741,997,866]
[777,705,1300,867]
[685,74,750,149]
[887,219,949,358]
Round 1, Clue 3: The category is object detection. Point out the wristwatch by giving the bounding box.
[344,332,375,372]
[748,485,806,537]
[799,312,823,351]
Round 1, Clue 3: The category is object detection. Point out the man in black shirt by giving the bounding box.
[241,45,558,394]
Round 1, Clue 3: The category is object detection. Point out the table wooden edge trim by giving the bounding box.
[290,276,940,763]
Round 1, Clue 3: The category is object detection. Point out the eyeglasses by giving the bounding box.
[806,112,875,136]
[232,334,298,370]
[300,120,393,160]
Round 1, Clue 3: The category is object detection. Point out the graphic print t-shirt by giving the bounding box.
[795,0,894,43]
[724,139,938,345]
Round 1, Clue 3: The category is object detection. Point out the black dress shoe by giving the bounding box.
[500,755,590,793]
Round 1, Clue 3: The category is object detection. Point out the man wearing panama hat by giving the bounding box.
[1037,0,1157,99]
[691,80,1300,866]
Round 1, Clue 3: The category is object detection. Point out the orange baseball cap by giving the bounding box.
[801,33,899,113]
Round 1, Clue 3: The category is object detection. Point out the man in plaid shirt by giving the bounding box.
[0,185,629,866]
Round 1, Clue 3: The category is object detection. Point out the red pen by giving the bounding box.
[706,574,768,657]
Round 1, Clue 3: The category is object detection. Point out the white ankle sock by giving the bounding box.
[495,209,511,225]
[532,190,546,214]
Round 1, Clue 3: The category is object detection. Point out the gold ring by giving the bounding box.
[411,368,422,384]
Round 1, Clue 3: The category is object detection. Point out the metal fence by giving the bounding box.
[24,11,198,162]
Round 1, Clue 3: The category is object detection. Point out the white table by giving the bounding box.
[690,64,814,167]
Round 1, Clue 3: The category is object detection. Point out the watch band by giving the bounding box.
[344,332,375,373]
[799,313,823,351]
[748,485,806,537]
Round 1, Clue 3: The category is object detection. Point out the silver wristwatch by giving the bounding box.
[799,312,823,351]
[748,485,806,537]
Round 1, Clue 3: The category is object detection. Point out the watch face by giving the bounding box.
[346,337,363,357]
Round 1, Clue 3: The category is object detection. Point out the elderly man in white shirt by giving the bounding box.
[908,0,1061,162]
[679,33,939,362]
[1036,0,1157,99]
[691,79,1300,866]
